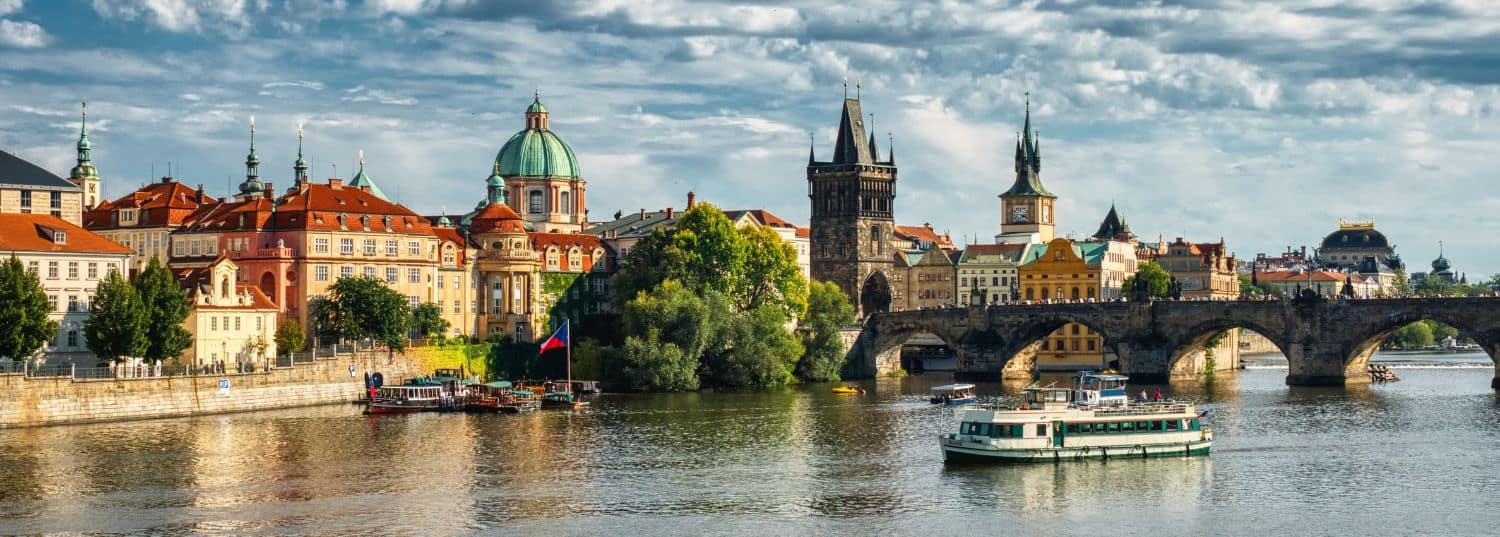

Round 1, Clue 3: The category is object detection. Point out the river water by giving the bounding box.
[1,352,1497,536]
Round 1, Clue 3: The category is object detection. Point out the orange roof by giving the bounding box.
[178,181,436,236]
[85,178,216,229]
[431,226,470,267]
[530,232,606,251]
[725,209,798,230]
[470,202,526,234]
[794,226,809,239]
[895,224,954,248]
[0,213,132,254]
[1256,270,1346,283]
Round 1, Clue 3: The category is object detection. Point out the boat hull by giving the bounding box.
[941,439,1211,464]
[365,405,432,415]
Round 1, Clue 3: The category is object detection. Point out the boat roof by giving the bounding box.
[484,380,513,389]
[932,383,976,391]
[1073,373,1130,381]
[509,389,534,395]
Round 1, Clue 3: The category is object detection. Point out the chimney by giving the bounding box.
[687,191,696,209]
[263,183,274,197]
[360,185,372,193]
[161,176,173,184]
[639,208,646,221]
[195,184,205,204]
[329,178,343,188]
[666,207,674,219]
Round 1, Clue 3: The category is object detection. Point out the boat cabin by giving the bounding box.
[1072,373,1129,406]
[930,383,977,405]
[1021,387,1072,410]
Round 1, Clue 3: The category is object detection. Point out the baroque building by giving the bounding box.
[86,176,216,276]
[176,256,279,367]
[496,94,588,234]
[807,90,898,317]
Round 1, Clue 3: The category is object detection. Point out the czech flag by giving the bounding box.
[539,321,569,354]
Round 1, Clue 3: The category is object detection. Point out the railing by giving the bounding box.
[1090,402,1193,416]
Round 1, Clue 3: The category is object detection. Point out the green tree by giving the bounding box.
[796,280,857,382]
[615,330,699,391]
[326,276,412,351]
[83,271,147,363]
[1415,275,1460,296]
[306,296,350,343]
[274,319,305,355]
[1123,261,1171,299]
[622,280,718,362]
[133,257,192,363]
[1393,268,1412,296]
[703,305,803,388]
[737,224,808,319]
[411,302,449,339]
[613,204,747,305]
[1386,321,1434,349]
[0,256,58,362]
[1432,322,1460,344]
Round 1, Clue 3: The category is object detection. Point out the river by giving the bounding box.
[1,352,1497,536]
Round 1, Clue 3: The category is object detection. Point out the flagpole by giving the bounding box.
[564,320,572,400]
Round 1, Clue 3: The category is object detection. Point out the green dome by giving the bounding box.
[495,128,580,179]
[527,99,549,114]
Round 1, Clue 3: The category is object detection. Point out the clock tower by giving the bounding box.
[997,95,1055,244]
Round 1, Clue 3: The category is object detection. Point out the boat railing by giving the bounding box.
[1088,402,1193,416]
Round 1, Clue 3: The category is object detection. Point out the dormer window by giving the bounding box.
[53,230,67,245]
[120,209,137,224]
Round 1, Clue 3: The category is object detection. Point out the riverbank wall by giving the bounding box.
[0,351,425,428]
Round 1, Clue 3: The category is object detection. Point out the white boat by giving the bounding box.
[929,383,978,405]
[939,373,1211,463]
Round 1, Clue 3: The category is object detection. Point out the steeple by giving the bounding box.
[525,89,550,130]
[807,132,816,164]
[239,116,264,198]
[829,95,873,165]
[887,132,895,165]
[1092,203,1134,241]
[348,149,390,201]
[70,101,97,180]
[486,160,505,205]
[1002,92,1053,198]
[293,123,308,181]
[866,113,880,162]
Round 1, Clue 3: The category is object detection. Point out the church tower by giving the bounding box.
[997,95,1056,244]
[68,101,101,209]
[808,83,898,317]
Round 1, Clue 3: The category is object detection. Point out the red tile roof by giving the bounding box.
[895,224,954,249]
[85,178,216,229]
[1256,270,1346,283]
[725,209,798,230]
[0,213,132,254]
[431,226,470,267]
[178,182,436,236]
[794,226,809,239]
[470,202,526,234]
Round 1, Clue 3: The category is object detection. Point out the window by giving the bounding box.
[87,263,98,279]
[47,261,58,279]
[190,241,200,256]
[1071,340,1080,351]
[528,190,544,214]
[471,300,477,313]
[174,240,186,257]
[234,317,241,331]
[341,266,354,279]
[960,277,968,287]
[453,301,461,314]
[364,266,376,279]
[1071,324,1080,335]
[48,295,57,311]
[340,238,354,255]
[211,317,218,330]
[67,330,78,347]
[315,265,329,281]
[546,248,559,269]
[386,240,398,256]
[408,296,420,308]
[19,190,31,211]
[385,267,397,283]
[256,317,262,331]
[1036,424,1048,437]
[314,237,330,253]
[53,231,66,245]
[569,248,581,269]
[1087,340,1096,351]
[107,263,118,274]
[67,262,78,279]
[408,268,420,283]
[408,241,421,256]
[363,239,376,256]
[50,192,61,216]
[437,275,444,288]
[27,261,38,274]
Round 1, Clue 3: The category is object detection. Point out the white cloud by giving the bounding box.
[0,19,49,48]
[0,0,23,17]
[90,0,249,33]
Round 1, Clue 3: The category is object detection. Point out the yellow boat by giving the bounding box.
[832,386,859,394]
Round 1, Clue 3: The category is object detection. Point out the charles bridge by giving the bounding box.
[845,296,1500,388]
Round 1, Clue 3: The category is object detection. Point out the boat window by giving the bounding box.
[1138,421,1152,431]
[1036,424,1047,437]
[1121,422,1134,432]
[1190,419,1199,430]
[1108,422,1121,433]
[1166,420,1180,431]
[1066,424,1080,434]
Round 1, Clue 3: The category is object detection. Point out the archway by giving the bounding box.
[1345,313,1498,385]
[258,272,277,306]
[860,271,892,316]
[1166,320,1290,381]
[997,314,1120,380]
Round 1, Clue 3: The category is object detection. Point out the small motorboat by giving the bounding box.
[540,391,589,410]
[930,384,978,406]
[831,386,860,395]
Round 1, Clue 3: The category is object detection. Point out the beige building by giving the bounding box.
[86,176,216,276]
[1159,238,1240,298]
[957,243,1031,306]
[0,212,132,365]
[896,248,957,310]
[1,145,88,226]
[177,257,278,366]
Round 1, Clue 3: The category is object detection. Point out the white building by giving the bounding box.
[177,256,278,367]
[0,213,132,365]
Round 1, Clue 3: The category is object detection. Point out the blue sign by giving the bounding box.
[218,378,230,393]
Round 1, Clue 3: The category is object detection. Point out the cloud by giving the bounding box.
[0,0,22,17]
[262,80,326,91]
[0,19,49,47]
[342,85,418,106]
[89,0,249,34]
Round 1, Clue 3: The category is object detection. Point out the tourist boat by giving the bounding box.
[465,381,518,413]
[540,391,589,410]
[366,385,444,414]
[939,373,1211,463]
[831,386,860,395]
[930,383,977,405]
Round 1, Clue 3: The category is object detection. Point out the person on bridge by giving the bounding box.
[1153,388,1164,402]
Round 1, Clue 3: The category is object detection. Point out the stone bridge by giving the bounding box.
[845,296,1500,388]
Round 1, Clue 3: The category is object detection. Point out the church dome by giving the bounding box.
[1432,254,1451,273]
[470,201,526,234]
[494,97,580,179]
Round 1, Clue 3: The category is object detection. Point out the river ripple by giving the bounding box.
[1,354,1497,536]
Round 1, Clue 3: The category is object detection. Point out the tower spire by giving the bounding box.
[867,112,879,161]
[294,122,308,181]
[71,100,96,178]
[240,116,263,198]
[887,132,895,164]
[808,132,816,164]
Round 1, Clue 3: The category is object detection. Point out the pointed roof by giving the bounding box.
[830,98,873,165]
[1001,94,1053,198]
[348,150,390,202]
[1092,204,1134,240]
[71,101,97,180]
[0,148,79,191]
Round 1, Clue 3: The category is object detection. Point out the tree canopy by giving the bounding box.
[325,276,412,350]
[134,257,192,363]
[84,270,147,364]
[796,280,857,382]
[274,319,305,355]
[1124,261,1171,299]
[411,302,449,339]
[0,256,58,362]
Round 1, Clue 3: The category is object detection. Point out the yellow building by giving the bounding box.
[1159,238,1239,298]
[1019,237,1128,370]
[177,257,278,367]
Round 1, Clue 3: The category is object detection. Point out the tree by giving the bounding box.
[0,256,58,362]
[1393,268,1412,296]
[1415,276,1459,297]
[411,302,449,339]
[615,330,699,391]
[274,319,305,355]
[326,276,412,351]
[796,280,857,382]
[133,257,192,363]
[1123,261,1171,299]
[1432,322,1460,344]
[83,271,147,363]
[622,280,718,363]
[1386,321,1433,349]
[306,296,350,343]
[613,204,746,305]
[702,305,803,388]
[737,224,808,319]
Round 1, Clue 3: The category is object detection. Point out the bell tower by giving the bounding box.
[808,80,898,317]
[68,101,101,210]
[997,94,1056,244]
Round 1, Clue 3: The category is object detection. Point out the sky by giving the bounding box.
[1,0,1497,277]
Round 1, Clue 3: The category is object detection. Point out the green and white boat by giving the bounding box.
[939,374,1212,463]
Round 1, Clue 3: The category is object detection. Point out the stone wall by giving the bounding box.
[0,351,425,428]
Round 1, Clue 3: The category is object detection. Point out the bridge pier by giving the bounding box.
[1113,344,1176,384]
[1284,343,1369,387]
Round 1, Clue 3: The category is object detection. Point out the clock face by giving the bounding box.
[1012,206,1029,223]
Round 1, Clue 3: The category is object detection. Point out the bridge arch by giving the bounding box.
[993,311,1123,378]
[1165,319,1289,378]
[1343,308,1500,381]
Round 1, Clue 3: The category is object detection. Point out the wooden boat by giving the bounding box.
[930,383,977,405]
[366,385,443,414]
[831,386,860,394]
[939,373,1212,463]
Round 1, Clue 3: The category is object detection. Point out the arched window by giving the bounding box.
[528,190,544,214]
[560,191,571,214]
[546,248,559,269]
[568,247,581,269]
[1071,287,1081,300]
[869,225,882,255]
[220,276,231,299]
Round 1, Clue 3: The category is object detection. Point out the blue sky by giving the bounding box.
[1,0,1497,277]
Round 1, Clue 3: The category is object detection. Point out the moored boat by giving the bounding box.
[930,383,977,405]
[939,373,1211,463]
[366,385,443,414]
[540,391,589,410]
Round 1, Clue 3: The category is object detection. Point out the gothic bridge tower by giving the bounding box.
[997,95,1056,243]
[808,84,898,318]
